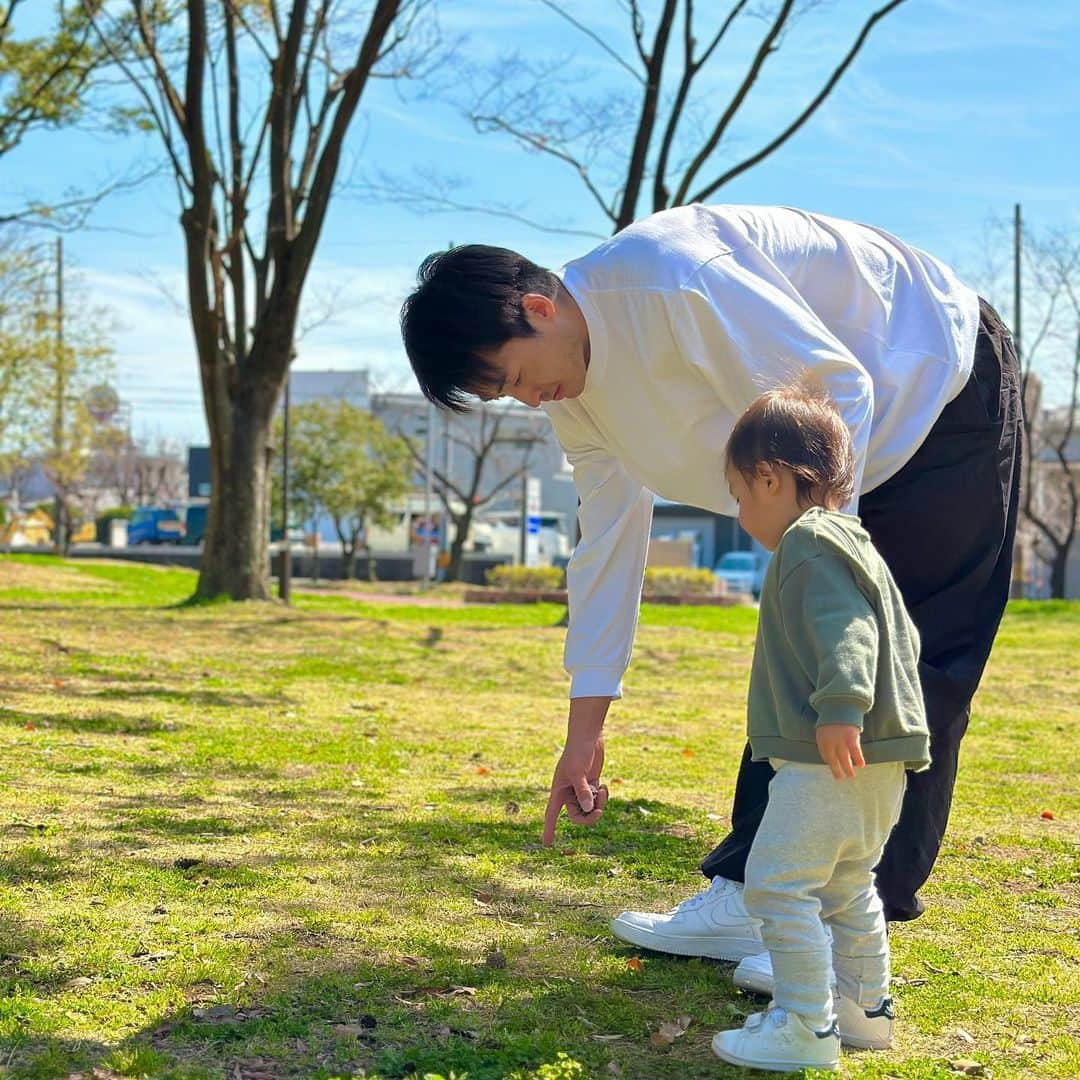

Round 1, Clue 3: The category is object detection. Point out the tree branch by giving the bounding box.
[689,0,909,203]
[538,0,644,84]
[674,0,796,206]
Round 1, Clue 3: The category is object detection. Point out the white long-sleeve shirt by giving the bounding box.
[542,204,980,700]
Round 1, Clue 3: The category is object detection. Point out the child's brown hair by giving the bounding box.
[725,375,856,510]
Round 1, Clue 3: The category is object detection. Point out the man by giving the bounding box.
[399,204,1020,993]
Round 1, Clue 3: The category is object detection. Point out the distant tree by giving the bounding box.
[277,400,411,581]
[398,404,547,582]
[976,219,1080,599]
[0,2,149,226]
[92,433,187,507]
[81,0,439,600]
[375,0,907,236]
[0,235,115,551]
[1018,231,1080,599]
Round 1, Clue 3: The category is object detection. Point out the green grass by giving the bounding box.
[0,555,1076,1080]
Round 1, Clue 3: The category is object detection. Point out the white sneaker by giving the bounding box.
[610,877,764,961]
[733,953,887,1048]
[712,1005,839,1072]
[835,994,894,1050]
[732,950,775,994]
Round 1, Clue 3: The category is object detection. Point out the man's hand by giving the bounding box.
[542,696,611,846]
[816,723,865,780]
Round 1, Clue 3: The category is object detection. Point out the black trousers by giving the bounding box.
[700,299,1022,922]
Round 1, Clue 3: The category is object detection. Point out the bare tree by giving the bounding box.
[1019,231,1080,599]
[82,1,439,600]
[374,0,906,235]
[92,433,186,507]
[977,220,1080,599]
[397,404,547,582]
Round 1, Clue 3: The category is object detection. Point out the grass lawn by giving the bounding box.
[0,555,1076,1080]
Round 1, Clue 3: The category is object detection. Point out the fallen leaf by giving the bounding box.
[680,748,694,758]
[331,1023,366,1037]
[1040,810,1055,820]
[24,723,34,731]
[948,1060,986,1076]
[398,955,423,968]
[626,957,643,972]
[954,1028,976,1043]
[475,766,489,775]
[589,1033,625,1043]
[609,778,623,785]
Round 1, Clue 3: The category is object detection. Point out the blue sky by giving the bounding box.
[8,0,1079,445]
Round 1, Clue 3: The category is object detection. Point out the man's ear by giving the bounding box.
[521,292,557,323]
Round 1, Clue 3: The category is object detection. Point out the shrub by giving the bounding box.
[485,564,565,591]
[644,566,718,597]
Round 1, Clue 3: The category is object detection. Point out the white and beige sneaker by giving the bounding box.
[835,994,894,1050]
[731,953,893,1048]
[712,1004,840,1072]
[610,876,764,961]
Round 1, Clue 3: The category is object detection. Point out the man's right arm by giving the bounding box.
[559,436,654,700]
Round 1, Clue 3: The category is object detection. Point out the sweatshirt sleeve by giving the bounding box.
[778,551,878,728]
[668,250,875,514]
[546,404,653,700]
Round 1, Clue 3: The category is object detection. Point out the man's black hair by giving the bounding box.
[399,244,560,411]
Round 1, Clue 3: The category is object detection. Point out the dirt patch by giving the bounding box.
[0,559,118,593]
[297,586,464,608]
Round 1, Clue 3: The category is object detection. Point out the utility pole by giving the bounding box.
[1013,203,1022,367]
[278,367,292,603]
[52,236,65,556]
[421,400,435,587]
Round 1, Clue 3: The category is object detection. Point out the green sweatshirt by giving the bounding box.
[747,507,930,771]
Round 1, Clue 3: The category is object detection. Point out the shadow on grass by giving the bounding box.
[0,774,749,1078]
[0,854,751,1080]
[65,685,289,710]
[0,704,183,737]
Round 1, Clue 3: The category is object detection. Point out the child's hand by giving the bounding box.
[816,724,865,780]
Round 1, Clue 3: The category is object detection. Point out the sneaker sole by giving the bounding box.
[837,1031,892,1051]
[609,917,763,962]
[732,967,774,995]
[711,1036,838,1072]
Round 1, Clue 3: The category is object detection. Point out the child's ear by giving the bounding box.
[756,461,780,493]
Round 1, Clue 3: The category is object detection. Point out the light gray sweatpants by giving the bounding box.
[743,759,906,1028]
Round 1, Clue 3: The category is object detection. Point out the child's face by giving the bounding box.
[725,462,804,552]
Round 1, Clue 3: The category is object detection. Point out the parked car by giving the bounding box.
[713,549,768,598]
[127,507,185,545]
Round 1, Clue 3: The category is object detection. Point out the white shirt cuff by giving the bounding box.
[570,668,624,700]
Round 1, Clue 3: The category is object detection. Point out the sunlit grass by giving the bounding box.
[0,555,1076,1079]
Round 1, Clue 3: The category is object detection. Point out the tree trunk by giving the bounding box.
[1049,544,1070,599]
[343,536,358,579]
[445,507,474,582]
[196,383,275,600]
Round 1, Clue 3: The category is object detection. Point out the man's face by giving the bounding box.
[477,293,588,408]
